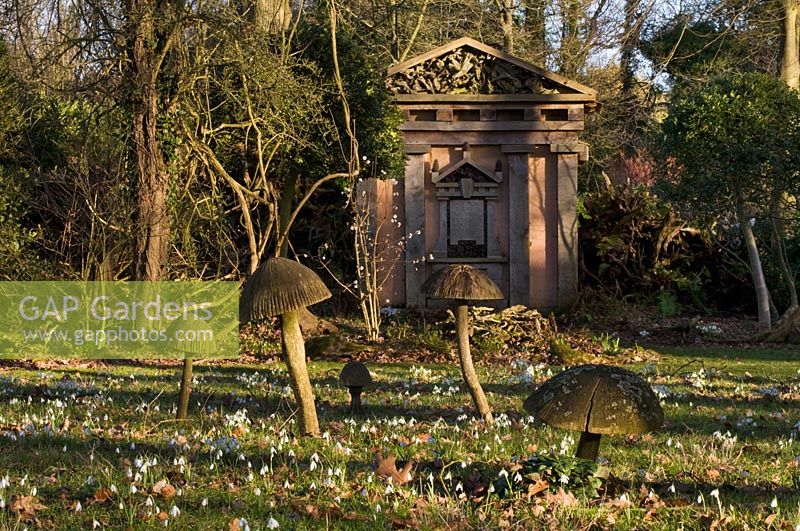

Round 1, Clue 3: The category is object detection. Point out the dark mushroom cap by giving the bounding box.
[523,364,664,435]
[168,317,217,355]
[240,257,331,321]
[340,361,372,388]
[420,264,503,301]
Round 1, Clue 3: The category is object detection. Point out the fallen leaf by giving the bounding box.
[526,479,549,497]
[374,451,414,484]
[543,488,578,507]
[157,511,168,522]
[10,495,47,522]
[94,487,114,503]
[765,513,777,525]
[151,479,176,498]
[229,518,243,531]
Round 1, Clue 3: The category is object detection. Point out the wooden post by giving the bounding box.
[404,152,428,306]
[556,152,579,310]
[507,153,530,306]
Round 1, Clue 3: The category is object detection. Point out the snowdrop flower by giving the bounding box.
[266,518,279,529]
[170,505,180,518]
[238,518,252,531]
[559,474,570,485]
[200,498,208,507]
[771,497,778,509]
[710,489,719,499]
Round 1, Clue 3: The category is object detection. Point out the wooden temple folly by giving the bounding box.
[373,37,597,312]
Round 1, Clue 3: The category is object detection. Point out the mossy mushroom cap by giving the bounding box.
[168,317,217,355]
[240,257,331,321]
[340,361,372,388]
[420,264,503,301]
[523,364,664,435]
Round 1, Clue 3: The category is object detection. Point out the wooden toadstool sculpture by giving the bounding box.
[339,361,372,415]
[420,264,503,424]
[171,316,217,420]
[240,257,331,437]
[523,364,664,461]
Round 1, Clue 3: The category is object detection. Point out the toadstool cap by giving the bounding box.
[340,361,372,388]
[420,264,503,301]
[240,257,331,321]
[168,316,217,355]
[523,364,663,435]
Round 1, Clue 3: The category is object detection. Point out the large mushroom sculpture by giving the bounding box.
[523,364,664,461]
[240,257,331,437]
[420,264,503,424]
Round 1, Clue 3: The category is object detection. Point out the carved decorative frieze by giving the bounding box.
[388,47,567,95]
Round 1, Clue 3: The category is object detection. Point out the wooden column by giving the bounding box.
[554,149,579,310]
[404,149,428,306]
[507,153,530,306]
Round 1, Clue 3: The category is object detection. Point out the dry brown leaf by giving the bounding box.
[526,479,549,497]
[151,478,175,498]
[543,488,579,507]
[94,487,113,503]
[764,513,777,526]
[229,518,243,531]
[157,511,169,522]
[374,451,414,485]
[10,495,47,521]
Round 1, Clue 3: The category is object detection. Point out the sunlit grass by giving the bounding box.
[0,346,797,529]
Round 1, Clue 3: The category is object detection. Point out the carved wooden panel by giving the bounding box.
[388,48,567,95]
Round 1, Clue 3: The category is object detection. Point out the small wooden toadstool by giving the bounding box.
[170,316,217,420]
[420,264,503,424]
[339,361,372,414]
[240,257,331,437]
[523,364,664,461]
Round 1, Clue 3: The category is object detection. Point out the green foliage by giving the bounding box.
[494,453,603,498]
[640,20,754,82]
[660,73,800,212]
[580,182,750,311]
[656,290,681,317]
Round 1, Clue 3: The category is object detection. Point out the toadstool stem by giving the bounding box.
[456,303,493,425]
[575,431,601,461]
[281,309,320,437]
[176,357,193,420]
[349,387,362,415]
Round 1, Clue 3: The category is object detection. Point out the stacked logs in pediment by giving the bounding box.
[388,48,567,95]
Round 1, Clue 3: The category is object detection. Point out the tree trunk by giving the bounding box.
[496,0,515,53]
[762,306,800,343]
[780,0,800,89]
[128,0,170,281]
[620,0,641,95]
[524,0,547,56]
[736,200,771,332]
[253,0,291,34]
[281,309,320,436]
[770,191,798,309]
[455,304,493,424]
[176,357,193,419]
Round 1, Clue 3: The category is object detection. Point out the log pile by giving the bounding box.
[388,48,564,95]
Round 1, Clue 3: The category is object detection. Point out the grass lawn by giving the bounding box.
[0,345,798,530]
